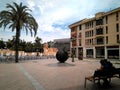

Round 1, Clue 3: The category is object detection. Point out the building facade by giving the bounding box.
[43,43,58,56]
[69,7,120,59]
[54,38,70,52]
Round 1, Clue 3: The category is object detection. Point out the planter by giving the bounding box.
[78,51,83,60]
[78,55,83,60]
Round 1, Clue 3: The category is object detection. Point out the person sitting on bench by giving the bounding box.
[93,59,116,85]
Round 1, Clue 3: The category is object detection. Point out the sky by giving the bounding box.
[0,0,120,43]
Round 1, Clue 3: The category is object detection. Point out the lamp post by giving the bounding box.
[72,48,75,62]
[70,37,75,62]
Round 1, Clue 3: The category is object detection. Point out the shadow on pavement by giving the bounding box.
[86,83,120,90]
[47,62,76,67]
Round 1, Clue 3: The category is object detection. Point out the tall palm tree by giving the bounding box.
[0,2,38,63]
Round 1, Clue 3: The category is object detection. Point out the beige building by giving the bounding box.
[69,7,120,59]
[43,43,58,56]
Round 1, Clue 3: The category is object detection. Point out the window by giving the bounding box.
[71,27,75,32]
[96,19,103,26]
[90,31,92,37]
[92,30,94,36]
[85,39,89,45]
[117,35,119,43]
[106,16,108,24]
[96,28,103,35]
[85,30,93,37]
[106,26,108,34]
[106,36,108,44]
[79,25,82,30]
[79,39,81,46]
[92,39,93,45]
[85,22,94,29]
[90,39,91,44]
[85,23,88,29]
[116,12,119,21]
[96,37,104,44]
[116,23,119,32]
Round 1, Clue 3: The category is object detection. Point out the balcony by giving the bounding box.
[71,32,77,38]
[72,42,77,46]
[96,37,104,45]
[96,19,103,26]
[96,28,103,35]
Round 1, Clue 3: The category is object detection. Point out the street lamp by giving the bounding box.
[70,37,75,62]
[72,48,75,62]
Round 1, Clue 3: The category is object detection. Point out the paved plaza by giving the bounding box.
[0,58,120,90]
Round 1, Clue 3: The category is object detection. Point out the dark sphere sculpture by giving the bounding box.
[56,50,68,63]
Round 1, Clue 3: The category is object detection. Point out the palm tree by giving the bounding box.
[0,2,38,63]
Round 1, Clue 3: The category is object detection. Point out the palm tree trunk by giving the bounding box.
[15,43,19,63]
[15,29,20,63]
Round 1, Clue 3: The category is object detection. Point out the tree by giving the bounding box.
[6,39,13,49]
[0,2,38,63]
[0,39,5,49]
[34,37,42,55]
[25,42,33,52]
[19,39,26,51]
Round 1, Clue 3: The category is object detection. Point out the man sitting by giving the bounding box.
[93,59,116,85]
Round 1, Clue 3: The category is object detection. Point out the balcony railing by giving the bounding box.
[72,43,76,46]
[96,42,104,45]
[96,28,104,35]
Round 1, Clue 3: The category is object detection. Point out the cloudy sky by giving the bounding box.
[0,0,120,43]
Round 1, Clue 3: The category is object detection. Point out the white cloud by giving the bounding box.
[39,27,70,43]
[26,0,35,10]
[0,0,120,43]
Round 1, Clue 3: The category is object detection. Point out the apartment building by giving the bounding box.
[69,7,120,59]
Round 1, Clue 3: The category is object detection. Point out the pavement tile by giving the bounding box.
[0,58,120,90]
[0,63,35,90]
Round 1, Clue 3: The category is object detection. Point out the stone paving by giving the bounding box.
[0,58,120,90]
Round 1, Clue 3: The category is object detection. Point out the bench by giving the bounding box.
[84,68,120,88]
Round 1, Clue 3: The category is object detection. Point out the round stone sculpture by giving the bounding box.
[56,50,68,63]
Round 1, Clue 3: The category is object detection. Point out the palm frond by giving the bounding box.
[0,2,38,36]
[6,3,17,13]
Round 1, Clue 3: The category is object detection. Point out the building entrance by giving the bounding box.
[108,50,119,59]
[86,49,93,58]
[96,47,104,58]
